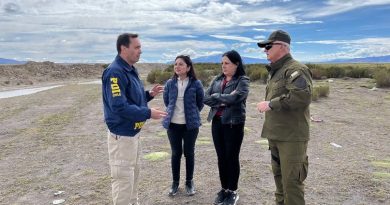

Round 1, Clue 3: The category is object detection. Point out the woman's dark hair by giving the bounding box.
[116,33,138,54]
[222,50,246,77]
[173,55,197,80]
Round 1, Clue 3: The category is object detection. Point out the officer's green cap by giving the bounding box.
[257,30,291,48]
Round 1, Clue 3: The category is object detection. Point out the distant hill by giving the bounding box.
[192,54,268,64]
[327,55,390,63]
[192,54,390,64]
[0,58,26,64]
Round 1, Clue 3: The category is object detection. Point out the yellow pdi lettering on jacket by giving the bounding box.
[110,77,121,97]
[134,121,145,129]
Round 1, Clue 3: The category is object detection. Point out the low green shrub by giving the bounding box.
[246,65,268,83]
[317,84,330,97]
[197,69,213,87]
[312,83,330,101]
[307,64,326,80]
[373,67,390,88]
[147,69,171,84]
[311,88,320,101]
[146,69,159,84]
[102,63,110,69]
[147,63,218,86]
[326,66,345,78]
[155,71,171,84]
[345,66,372,78]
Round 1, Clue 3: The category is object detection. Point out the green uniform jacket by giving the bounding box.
[261,54,313,141]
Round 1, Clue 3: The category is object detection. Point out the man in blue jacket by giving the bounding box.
[102,33,167,205]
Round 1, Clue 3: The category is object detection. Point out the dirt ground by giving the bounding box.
[0,63,389,205]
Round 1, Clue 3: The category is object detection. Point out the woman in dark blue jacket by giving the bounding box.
[203,50,249,205]
[162,55,204,197]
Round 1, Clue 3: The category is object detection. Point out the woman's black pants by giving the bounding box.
[167,123,199,182]
[211,116,244,191]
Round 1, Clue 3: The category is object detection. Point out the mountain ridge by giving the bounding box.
[325,55,390,63]
[192,55,268,64]
[0,58,26,64]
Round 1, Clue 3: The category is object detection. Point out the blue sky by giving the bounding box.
[1,0,390,63]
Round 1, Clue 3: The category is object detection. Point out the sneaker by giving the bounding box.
[213,189,227,205]
[168,181,179,196]
[223,190,239,205]
[185,180,196,196]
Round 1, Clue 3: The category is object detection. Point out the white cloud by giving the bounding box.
[210,35,258,43]
[305,0,390,17]
[253,35,266,40]
[161,49,223,63]
[240,0,270,5]
[297,37,390,61]
[176,48,198,58]
[244,47,261,54]
[0,0,389,62]
[143,39,226,62]
[232,43,251,49]
[253,28,268,32]
[183,35,197,38]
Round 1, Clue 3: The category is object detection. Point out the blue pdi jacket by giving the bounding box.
[162,77,204,130]
[102,55,153,136]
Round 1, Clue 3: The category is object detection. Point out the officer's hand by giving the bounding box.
[150,107,167,119]
[149,84,164,97]
[257,101,271,113]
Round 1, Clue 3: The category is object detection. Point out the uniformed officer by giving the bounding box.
[256,30,312,205]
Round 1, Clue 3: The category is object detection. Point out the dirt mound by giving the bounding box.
[0,61,105,87]
[0,61,168,87]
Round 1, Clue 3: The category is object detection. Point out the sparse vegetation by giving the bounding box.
[311,88,320,101]
[255,139,269,145]
[147,63,220,86]
[373,67,390,87]
[246,64,268,83]
[196,136,212,145]
[147,63,390,88]
[373,172,390,179]
[371,160,390,168]
[317,84,330,97]
[306,64,326,79]
[147,69,171,84]
[157,131,167,137]
[255,139,269,149]
[147,63,270,86]
[312,83,330,101]
[143,151,170,161]
[244,126,252,133]
[306,63,390,82]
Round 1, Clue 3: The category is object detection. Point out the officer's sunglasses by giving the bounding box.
[265,43,284,50]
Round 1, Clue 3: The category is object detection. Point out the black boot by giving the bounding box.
[185,180,195,196]
[168,181,179,196]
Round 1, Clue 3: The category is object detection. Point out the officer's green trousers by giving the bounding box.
[268,140,308,205]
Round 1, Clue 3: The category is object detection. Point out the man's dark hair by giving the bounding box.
[116,33,138,54]
[173,55,197,80]
[222,50,246,77]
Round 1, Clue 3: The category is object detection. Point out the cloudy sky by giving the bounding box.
[1,0,390,63]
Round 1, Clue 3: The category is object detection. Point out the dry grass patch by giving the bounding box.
[143,152,170,161]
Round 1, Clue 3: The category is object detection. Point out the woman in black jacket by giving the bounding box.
[203,50,249,205]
